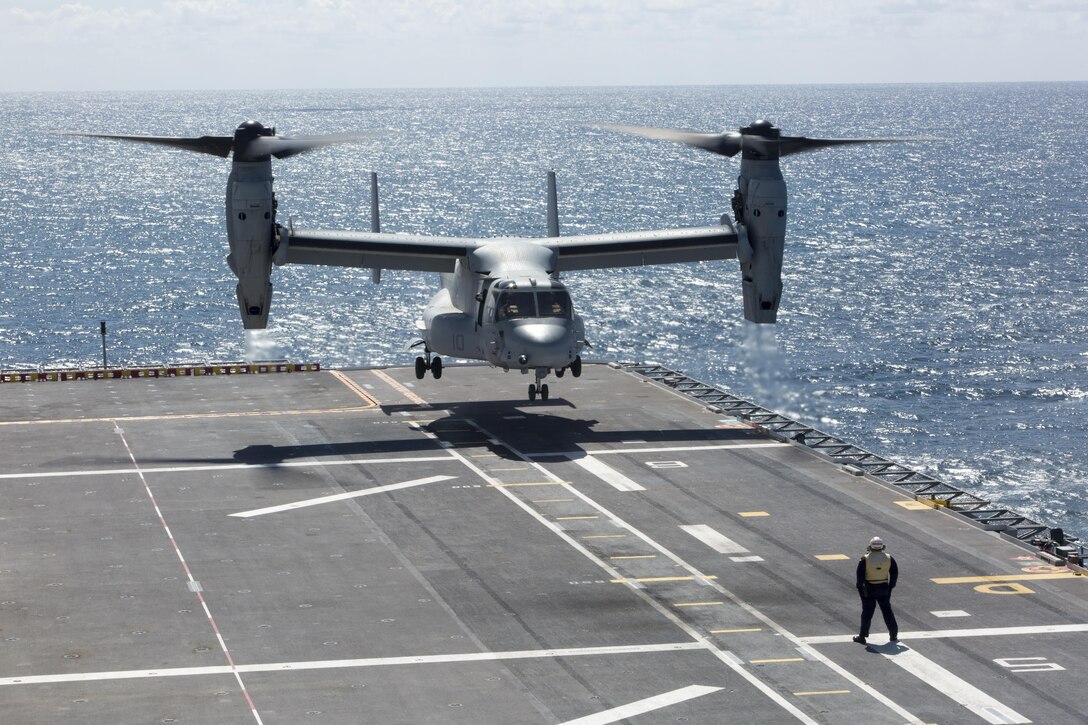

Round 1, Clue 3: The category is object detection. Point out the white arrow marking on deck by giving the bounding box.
[570,455,646,491]
[881,647,1030,724]
[558,685,722,725]
[679,524,749,555]
[229,475,456,518]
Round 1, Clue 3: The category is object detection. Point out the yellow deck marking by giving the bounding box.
[557,515,599,521]
[738,511,769,517]
[674,601,724,608]
[489,481,570,487]
[815,554,850,561]
[1020,565,1067,573]
[471,453,499,458]
[794,690,850,696]
[0,405,373,427]
[532,498,574,504]
[611,575,718,584]
[895,500,932,510]
[710,627,762,634]
[609,555,657,560]
[974,582,1035,594]
[370,369,430,407]
[751,658,804,664]
[583,534,627,540]
[932,572,1079,584]
[329,370,380,405]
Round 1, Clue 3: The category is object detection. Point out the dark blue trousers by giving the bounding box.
[859,583,898,639]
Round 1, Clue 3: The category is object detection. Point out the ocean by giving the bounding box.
[1,84,1086,538]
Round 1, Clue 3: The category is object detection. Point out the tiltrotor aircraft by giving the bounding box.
[71,120,905,401]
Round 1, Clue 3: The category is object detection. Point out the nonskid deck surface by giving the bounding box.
[1,364,1085,724]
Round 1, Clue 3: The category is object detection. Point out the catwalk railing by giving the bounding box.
[619,362,1081,561]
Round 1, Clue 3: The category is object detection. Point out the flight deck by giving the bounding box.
[1,363,1086,724]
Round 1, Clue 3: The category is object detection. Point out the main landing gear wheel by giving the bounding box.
[571,356,582,378]
[414,354,443,380]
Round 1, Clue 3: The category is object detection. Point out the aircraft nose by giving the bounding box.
[508,323,572,367]
[517,323,566,346]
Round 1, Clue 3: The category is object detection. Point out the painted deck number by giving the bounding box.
[646,461,687,469]
[994,657,1066,673]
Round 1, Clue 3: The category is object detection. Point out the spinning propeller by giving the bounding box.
[66,121,363,162]
[600,119,921,323]
[65,120,368,329]
[600,119,909,160]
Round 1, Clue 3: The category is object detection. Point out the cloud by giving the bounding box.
[1,0,1085,90]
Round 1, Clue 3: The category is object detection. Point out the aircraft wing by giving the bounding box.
[547,225,738,271]
[282,224,738,273]
[282,229,473,272]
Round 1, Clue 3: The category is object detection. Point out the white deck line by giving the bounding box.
[798,623,1088,645]
[882,647,1029,724]
[679,524,750,555]
[0,642,704,687]
[529,442,790,458]
[570,455,646,492]
[0,455,455,480]
[558,684,723,725]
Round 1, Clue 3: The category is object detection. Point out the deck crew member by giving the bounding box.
[853,536,899,644]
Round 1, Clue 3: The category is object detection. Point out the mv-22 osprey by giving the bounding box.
[72,121,904,401]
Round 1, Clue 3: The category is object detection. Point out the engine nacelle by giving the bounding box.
[737,168,787,323]
[225,162,276,329]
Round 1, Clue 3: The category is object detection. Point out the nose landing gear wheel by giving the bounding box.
[414,357,427,380]
[431,356,442,380]
[571,356,582,378]
[540,384,549,401]
[528,384,537,402]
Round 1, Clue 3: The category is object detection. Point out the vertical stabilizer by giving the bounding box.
[370,171,382,284]
[546,169,560,238]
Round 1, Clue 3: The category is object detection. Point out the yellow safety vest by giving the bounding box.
[864,550,892,584]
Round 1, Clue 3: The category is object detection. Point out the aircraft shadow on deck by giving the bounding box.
[141,406,762,468]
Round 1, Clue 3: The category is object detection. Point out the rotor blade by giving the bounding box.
[248,133,369,160]
[778,136,914,157]
[598,124,743,158]
[63,132,234,157]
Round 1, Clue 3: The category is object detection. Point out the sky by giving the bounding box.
[1,0,1085,91]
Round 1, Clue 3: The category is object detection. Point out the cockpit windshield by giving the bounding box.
[537,290,572,319]
[494,289,572,322]
[496,291,537,321]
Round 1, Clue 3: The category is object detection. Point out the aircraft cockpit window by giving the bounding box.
[495,291,537,321]
[493,290,572,321]
[537,290,572,319]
